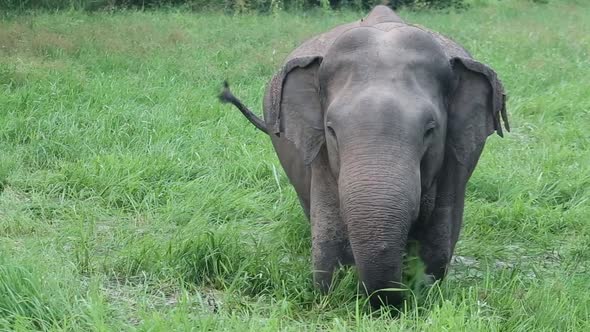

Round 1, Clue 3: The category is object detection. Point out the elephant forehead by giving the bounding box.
[319,27,451,107]
[322,26,448,75]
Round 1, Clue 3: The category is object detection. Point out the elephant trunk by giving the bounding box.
[339,146,420,308]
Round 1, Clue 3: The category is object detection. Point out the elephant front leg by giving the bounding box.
[310,156,352,292]
[311,236,353,292]
[418,166,470,283]
[415,206,453,283]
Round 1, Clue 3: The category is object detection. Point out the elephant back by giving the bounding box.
[408,24,472,59]
[284,5,405,62]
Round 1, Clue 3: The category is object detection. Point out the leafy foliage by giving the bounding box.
[0,0,465,11]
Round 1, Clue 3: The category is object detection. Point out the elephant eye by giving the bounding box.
[424,121,436,138]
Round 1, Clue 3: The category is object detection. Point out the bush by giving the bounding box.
[0,0,465,12]
[0,0,85,10]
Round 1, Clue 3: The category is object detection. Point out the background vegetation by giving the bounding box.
[1,0,589,330]
[2,0,464,12]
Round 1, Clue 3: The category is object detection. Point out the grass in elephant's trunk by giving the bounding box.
[402,241,432,301]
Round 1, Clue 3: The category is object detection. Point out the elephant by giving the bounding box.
[219,5,509,308]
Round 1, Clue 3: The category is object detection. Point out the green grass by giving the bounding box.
[1,0,589,330]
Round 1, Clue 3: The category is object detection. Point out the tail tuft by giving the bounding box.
[218,80,234,104]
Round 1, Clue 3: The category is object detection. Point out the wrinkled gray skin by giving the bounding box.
[220,5,509,308]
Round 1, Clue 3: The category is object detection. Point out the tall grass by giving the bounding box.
[0,0,589,330]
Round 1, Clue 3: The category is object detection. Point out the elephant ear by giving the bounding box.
[268,56,324,165]
[446,57,509,172]
[430,57,510,254]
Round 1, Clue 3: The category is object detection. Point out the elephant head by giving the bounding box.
[266,20,508,307]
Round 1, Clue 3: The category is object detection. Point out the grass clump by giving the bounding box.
[0,261,66,329]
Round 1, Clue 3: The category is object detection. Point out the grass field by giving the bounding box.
[1,0,589,330]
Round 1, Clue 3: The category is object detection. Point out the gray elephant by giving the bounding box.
[220,5,509,308]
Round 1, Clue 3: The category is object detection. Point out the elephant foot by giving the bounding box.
[312,240,355,293]
[368,288,405,309]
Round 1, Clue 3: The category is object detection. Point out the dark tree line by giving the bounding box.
[1,0,465,12]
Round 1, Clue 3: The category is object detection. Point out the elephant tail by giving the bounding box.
[219,81,268,134]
